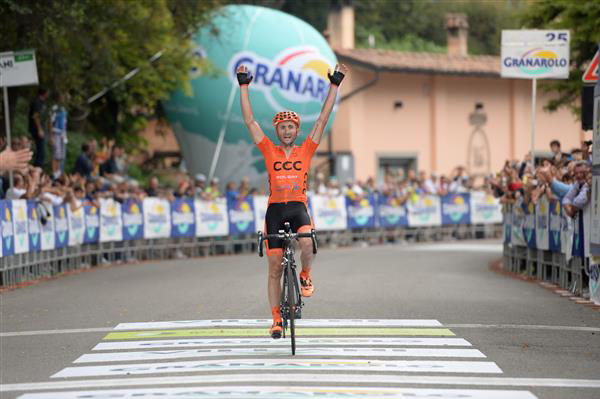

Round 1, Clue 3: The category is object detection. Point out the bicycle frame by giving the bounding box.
[258,222,317,355]
[280,240,303,335]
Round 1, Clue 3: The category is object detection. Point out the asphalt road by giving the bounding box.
[1,240,599,399]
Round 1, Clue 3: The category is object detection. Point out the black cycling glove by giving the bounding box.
[237,71,253,86]
[327,70,345,86]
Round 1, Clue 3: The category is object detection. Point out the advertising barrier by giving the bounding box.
[68,205,85,247]
[1,193,503,257]
[227,195,255,235]
[346,194,376,229]
[441,193,470,225]
[195,198,229,237]
[12,199,29,254]
[83,205,100,244]
[40,204,55,251]
[311,194,347,231]
[143,198,171,239]
[122,199,143,241]
[377,195,408,228]
[99,199,123,243]
[53,204,69,249]
[407,195,442,227]
[27,200,41,252]
[171,198,195,238]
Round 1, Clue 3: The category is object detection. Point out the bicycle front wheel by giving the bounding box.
[287,264,296,355]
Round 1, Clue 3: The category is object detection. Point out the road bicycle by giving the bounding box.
[258,222,317,355]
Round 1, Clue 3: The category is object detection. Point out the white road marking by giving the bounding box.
[408,243,503,252]
[113,319,443,330]
[93,337,472,351]
[52,359,503,378]
[4,374,600,392]
[15,385,538,399]
[0,327,113,337]
[4,323,598,337]
[445,324,600,332]
[75,347,486,363]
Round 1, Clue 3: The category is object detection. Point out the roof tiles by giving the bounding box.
[335,48,501,77]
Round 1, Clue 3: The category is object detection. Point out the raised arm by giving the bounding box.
[309,64,348,145]
[237,65,265,144]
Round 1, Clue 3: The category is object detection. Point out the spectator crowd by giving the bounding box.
[0,88,593,217]
[488,139,593,218]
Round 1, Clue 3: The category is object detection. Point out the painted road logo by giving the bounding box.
[503,48,567,77]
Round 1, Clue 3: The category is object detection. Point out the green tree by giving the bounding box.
[243,0,522,55]
[521,0,600,116]
[0,0,223,143]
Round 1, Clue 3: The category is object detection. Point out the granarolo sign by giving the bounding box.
[164,5,338,188]
[501,30,570,79]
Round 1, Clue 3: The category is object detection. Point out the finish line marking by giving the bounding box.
[5,374,600,392]
[103,327,455,340]
[14,386,537,399]
[114,319,443,330]
[75,347,486,363]
[52,359,502,378]
[3,323,598,338]
[93,337,473,350]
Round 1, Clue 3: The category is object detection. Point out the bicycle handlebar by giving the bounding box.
[258,225,318,257]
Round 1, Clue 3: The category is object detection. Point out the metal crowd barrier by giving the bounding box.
[502,243,590,295]
[0,224,502,288]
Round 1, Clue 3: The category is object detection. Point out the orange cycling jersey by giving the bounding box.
[257,135,318,205]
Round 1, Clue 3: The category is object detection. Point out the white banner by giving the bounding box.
[511,198,526,247]
[68,206,85,246]
[591,176,600,255]
[11,200,29,254]
[194,198,229,237]
[470,191,503,224]
[501,30,570,79]
[561,206,574,262]
[143,198,171,239]
[407,195,442,227]
[583,203,591,258]
[0,50,38,87]
[502,204,511,244]
[311,194,347,230]
[535,196,549,250]
[253,195,269,233]
[100,198,123,242]
[40,205,55,250]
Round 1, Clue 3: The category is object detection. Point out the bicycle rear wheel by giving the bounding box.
[287,263,296,355]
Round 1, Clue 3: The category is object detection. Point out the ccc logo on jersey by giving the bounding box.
[274,161,302,171]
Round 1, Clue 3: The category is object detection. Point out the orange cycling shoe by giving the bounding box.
[270,306,283,339]
[300,271,314,297]
[270,320,283,339]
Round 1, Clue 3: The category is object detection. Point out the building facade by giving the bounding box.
[322,7,587,183]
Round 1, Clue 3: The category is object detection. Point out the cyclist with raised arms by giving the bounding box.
[237,63,348,338]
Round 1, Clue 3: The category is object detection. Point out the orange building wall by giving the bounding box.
[331,67,585,182]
